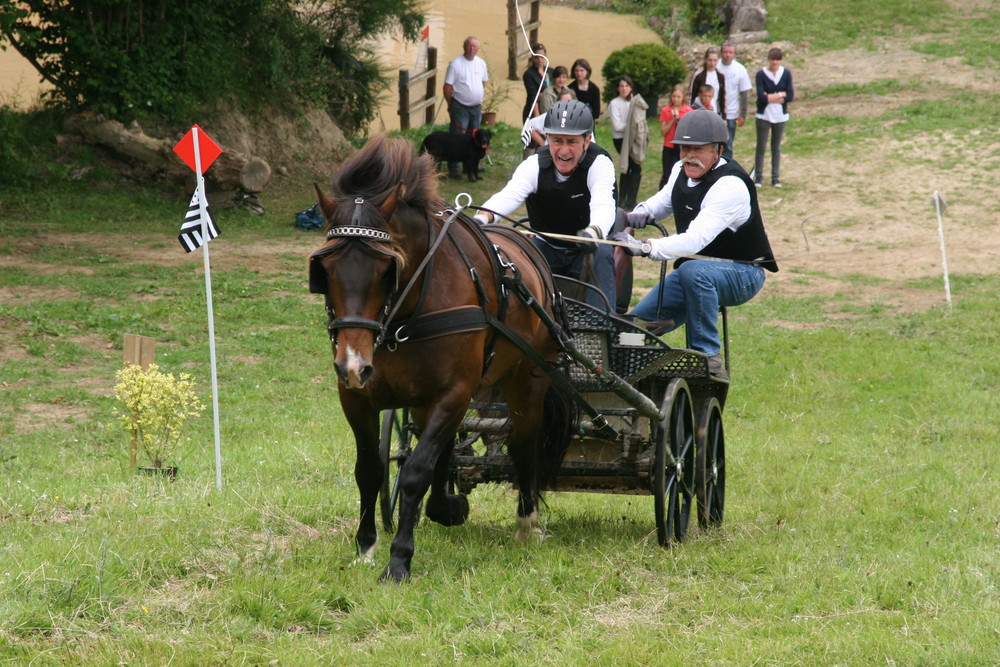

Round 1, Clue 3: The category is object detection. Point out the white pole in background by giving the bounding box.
[934,191,952,310]
[192,127,224,490]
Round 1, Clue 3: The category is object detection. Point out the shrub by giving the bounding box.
[601,43,688,104]
[113,363,205,468]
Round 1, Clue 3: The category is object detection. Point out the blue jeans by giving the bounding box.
[448,100,482,175]
[723,118,737,161]
[533,237,616,311]
[630,260,765,356]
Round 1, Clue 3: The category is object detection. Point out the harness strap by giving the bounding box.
[386,306,490,344]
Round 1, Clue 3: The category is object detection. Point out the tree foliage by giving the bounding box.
[0,0,424,132]
[601,43,688,104]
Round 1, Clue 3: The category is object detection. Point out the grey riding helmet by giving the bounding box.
[672,109,729,146]
[543,99,594,135]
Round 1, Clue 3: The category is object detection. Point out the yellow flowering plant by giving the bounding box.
[113,363,205,468]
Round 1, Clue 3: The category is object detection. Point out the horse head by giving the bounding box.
[309,183,407,389]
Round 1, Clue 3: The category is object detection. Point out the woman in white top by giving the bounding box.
[607,75,647,208]
[753,47,794,187]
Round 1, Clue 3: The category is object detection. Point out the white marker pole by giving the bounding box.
[934,191,952,310]
[192,127,224,490]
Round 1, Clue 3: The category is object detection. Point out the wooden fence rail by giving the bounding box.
[398,46,438,130]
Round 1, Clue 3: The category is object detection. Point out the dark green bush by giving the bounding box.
[601,43,688,104]
[0,0,422,133]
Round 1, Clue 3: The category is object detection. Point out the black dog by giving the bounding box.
[419,128,492,182]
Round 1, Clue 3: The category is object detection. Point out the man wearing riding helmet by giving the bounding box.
[611,109,777,379]
[475,99,617,309]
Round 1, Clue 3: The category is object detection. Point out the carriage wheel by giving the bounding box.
[695,398,726,529]
[379,408,416,532]
[652,379,695,546]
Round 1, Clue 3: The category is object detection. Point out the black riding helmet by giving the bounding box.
[543,99,594,136]
[672,109,729,146]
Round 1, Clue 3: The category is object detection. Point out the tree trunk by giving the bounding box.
[62,113,272,193]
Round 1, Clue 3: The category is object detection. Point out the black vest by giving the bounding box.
[525,144,616,242]
[671,159,778,272]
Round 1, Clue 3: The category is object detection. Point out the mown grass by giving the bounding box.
[3,3,1000,665]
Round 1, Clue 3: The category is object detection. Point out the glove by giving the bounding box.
[626,210,654,230]
[473,213,490,225]
[576,227,598,255]
[611,231,645,257]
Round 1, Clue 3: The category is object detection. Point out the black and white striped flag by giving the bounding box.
[178,190,219,252]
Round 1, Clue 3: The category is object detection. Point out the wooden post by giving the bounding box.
[123,334,155,469]
[424,47,438,127]
[399,69,411,130]
[507,0,542,80]
[123,334,155,369]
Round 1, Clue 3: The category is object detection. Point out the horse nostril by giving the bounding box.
[334,361,349,382]
[359,364,374,385]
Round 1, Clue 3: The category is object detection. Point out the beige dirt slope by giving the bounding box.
[721,35,1000,317]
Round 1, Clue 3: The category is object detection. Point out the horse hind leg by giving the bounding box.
[502,374,573,545]
[424,440,470,526]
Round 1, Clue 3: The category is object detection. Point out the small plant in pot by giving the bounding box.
[481,66,511,127]
[114,363,205,478]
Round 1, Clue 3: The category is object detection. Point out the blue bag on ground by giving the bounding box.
[295,203,325,230]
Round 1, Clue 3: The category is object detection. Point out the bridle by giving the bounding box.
[308,194,464,349]
[308,196,401,345]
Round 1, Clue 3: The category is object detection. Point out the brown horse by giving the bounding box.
[309,136,574,582]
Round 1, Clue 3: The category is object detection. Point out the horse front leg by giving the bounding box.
[339,391,382,563]
[381,395,469,582]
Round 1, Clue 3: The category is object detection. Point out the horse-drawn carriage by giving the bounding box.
[378,278,729,548]
[309,136,730,581]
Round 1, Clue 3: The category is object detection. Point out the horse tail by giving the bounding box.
[538,380,576,490]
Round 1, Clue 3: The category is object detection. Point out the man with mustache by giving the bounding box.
[611,109,777,380]
[475,99,617,309]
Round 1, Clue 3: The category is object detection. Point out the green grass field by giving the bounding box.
[2,0,999,663]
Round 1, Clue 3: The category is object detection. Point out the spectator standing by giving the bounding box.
[569,58,601,119]
[538,66,571,115]
[607,76,648,209]
[443,36,488,179]
[691,84,715,111]
[717,40,752,160]
[659,85,693,188]
[522,43,551,121]
[689,47,726,117]
[754,47,794,187]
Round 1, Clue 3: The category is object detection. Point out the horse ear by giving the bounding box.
[313,183,337,222]
[378,183,407,220]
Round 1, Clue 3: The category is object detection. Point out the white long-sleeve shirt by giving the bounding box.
[633,158,752,262]
[480,150,617,239]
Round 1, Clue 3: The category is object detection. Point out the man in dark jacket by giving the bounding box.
[612,110,777,379]
[476,100,617,309]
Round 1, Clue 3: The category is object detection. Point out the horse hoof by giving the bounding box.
[426,493,469,526]
[378,565,409,584]
[515,525,546,544]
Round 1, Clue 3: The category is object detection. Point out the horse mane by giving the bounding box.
[330,135,440,213]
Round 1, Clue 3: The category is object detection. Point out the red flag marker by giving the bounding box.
[173,125,223,174]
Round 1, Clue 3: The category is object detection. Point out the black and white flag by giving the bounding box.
[178,190,220,252]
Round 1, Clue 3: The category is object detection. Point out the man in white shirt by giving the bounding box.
[475,100,618,309]
[716,41,752,161]
[611,110,777,379]
[443,37,488,178]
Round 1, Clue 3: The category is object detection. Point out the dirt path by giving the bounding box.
[652,33,1000,318]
